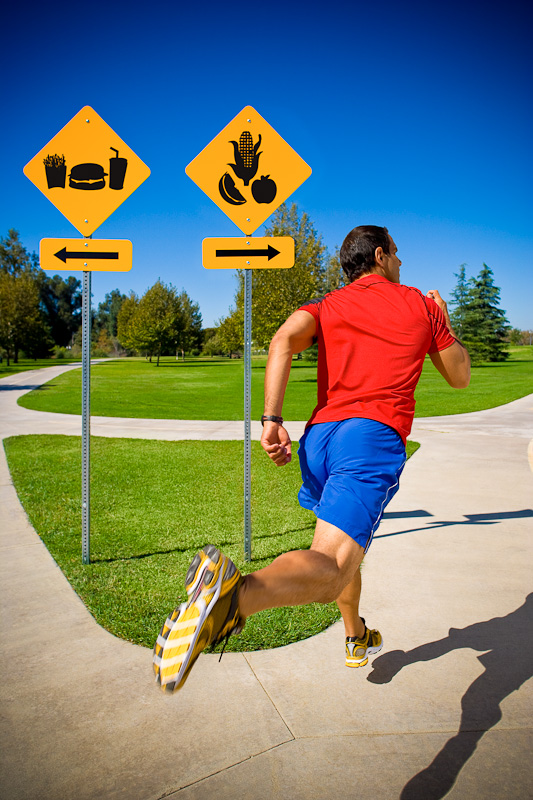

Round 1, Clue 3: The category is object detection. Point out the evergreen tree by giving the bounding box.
[457,264,510,362]
[449,264,469,339]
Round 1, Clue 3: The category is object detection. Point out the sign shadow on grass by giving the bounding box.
[367,594,533,799]
[90,537,234,564]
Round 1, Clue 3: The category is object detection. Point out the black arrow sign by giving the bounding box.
[54,247,119,263]
[215,245,280,261]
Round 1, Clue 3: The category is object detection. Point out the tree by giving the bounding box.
[449,264,469,339]
[116,293,140,354]
[507,328,522,346]
[217,203,328,350]
[175,290,203,357]
[323,246,346,293]
[451,264,510,362]
[0,229,39,277]
[94,289,127,340]
[1,229,84,351]
[116,282,202,364]
[39,274,82,347]
[0,271,51,363]
[216,302,244,354]
[0,230,54,362]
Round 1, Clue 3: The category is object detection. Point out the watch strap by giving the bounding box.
[261,415,284,426]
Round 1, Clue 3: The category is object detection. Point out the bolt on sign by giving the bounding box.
[202,236,294,270]
[40,239,133,272]
[185,106,312,234]
[23,106,150,236]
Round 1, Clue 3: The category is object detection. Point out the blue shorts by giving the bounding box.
[298,418,406,552]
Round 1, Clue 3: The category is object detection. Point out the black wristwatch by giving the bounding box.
[261,415,284,426]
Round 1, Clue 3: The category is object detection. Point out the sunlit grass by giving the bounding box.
[4,435,419,651]
[17,347,533,420]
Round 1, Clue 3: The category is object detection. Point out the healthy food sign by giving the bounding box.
[24,106,150,236]
[185,105,311,235]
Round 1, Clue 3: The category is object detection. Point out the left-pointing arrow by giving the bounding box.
[54,247,119,263]
[215,245,280,260]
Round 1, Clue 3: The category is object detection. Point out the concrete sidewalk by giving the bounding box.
[0,365,532,799]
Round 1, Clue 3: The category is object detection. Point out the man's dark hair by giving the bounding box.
[340,225,390,282]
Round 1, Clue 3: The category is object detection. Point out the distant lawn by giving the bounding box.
[0,356,81,378]
[4,434,419,651]
[17,347,533,419]
[414,347,533,416]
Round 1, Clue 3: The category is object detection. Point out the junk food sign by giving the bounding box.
[24,106,150,236]
[185,106,312,234]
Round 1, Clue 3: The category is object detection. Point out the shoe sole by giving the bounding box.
[185,544,221,601]
[153,547,239,693]
[346,637,383,668]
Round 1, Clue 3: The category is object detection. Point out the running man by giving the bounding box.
[153,225,471,692]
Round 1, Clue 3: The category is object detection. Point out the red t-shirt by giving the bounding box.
[299,274,455,443]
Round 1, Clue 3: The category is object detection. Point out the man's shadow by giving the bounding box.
[367,594,533,799]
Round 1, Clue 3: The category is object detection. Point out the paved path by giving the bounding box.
[1,364,532,799]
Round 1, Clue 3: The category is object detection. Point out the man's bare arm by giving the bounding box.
[261,310,317,466]
[427,289,471,388]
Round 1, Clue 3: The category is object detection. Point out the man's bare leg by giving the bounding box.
[238,519,364,619]
[336,567,366,638]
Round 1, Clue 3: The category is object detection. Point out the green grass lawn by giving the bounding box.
[17,347,533,420]
[4,435,419,651]
[0,356,81,378]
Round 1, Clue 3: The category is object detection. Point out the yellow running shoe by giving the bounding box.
[153,546,244,693]
[345,619,383,668]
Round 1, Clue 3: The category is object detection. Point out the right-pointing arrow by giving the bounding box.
[215,245,280,260]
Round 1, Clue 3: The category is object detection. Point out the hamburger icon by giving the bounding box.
[69,163,108,190]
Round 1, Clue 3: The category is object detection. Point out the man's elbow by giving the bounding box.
[269,329,292,356]
[451,376,470,389]
[449,367,471,389]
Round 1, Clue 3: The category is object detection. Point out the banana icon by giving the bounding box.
[219,172,246,205]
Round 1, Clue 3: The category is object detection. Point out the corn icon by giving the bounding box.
[229,132,262,186]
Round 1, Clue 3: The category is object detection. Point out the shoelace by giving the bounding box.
[217,634,230,662]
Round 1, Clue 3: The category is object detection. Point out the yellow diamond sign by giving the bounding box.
[186,106,311,235]
[24,106,150,236]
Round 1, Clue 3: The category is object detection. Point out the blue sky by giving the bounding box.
[2,0,532,329]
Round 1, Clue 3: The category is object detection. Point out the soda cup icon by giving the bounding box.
[109,147,128,190]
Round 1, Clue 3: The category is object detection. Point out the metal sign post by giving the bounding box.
[81,269,91,564]
[25,105,149,564]
[186,105,311,561]
[243,268,252,561]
